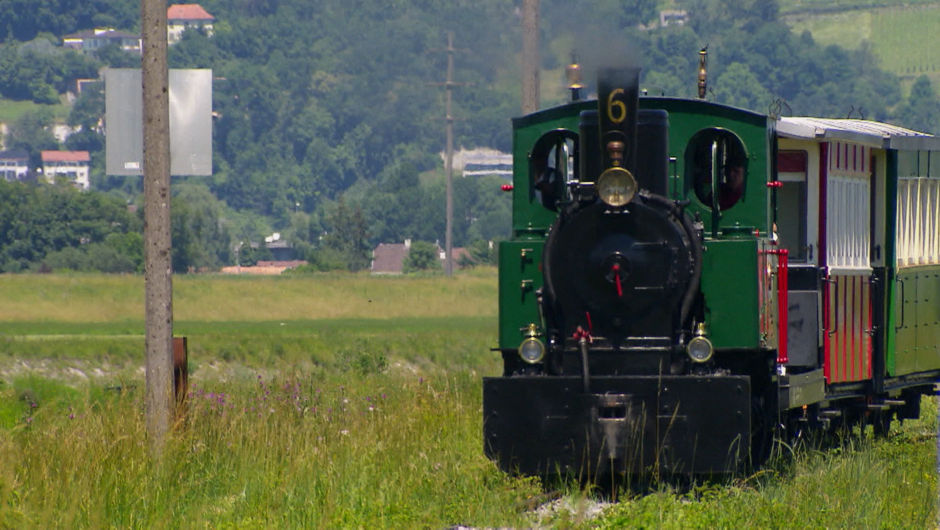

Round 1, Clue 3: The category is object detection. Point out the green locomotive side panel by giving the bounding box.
[511,103,590,235]
[891,266,940,375]
[639,98,773,238]
[498,239,545,350]
[700,239,761,349]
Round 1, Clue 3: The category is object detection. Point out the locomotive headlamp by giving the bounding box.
[596,167,637,208]
[518,323,546,364]
[519,337,546,364]
[687,323,714,363]
[687,336,714,363]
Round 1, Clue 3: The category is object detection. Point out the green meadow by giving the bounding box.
[0,272,937,528]
[785,2,940,82]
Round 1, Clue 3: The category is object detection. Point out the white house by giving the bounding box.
[62,28,141,53]
[0,150,30,182]
[443,148,513,178]
[167,4,216,44]
[41,151,91,190]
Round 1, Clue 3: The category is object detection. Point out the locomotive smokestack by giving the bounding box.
[697,46,708,99]
[597,67,641,177]
[566,52,583,102]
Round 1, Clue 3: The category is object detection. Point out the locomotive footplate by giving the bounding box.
[483,375,751,476]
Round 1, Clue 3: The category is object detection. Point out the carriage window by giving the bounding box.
[777,150,808,262]
[686,129,748,210]
[530,129,578,211]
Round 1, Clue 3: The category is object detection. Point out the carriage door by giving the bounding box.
[777,150,820,368]
[823,142,874,383]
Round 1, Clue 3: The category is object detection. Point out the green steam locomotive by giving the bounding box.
[483,53,940,476]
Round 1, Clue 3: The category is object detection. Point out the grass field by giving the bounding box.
[779,0,940,14]
[785,2,940,82]
[0,98,69,125]
[1,272,937,528]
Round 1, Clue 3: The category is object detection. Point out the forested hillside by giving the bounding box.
[0,0,937,273]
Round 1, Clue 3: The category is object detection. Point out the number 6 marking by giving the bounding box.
[607,88,626,124]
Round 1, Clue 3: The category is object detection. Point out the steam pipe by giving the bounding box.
[580,337,591,393]
[573,326,592,394]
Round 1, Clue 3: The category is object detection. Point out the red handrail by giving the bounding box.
[766,249,789,364]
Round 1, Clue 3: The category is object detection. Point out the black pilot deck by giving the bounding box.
[483,375,751,476]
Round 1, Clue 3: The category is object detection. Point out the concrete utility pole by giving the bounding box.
[522,0,540,114]
[444,31,455,277]
[432,31,464,277]
[141,0,174,454]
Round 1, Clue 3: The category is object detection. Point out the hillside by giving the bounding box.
[0,0,938,274]
[783,1,940,87]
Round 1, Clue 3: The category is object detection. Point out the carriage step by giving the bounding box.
[818,409,842,418]
[868,399,905,410]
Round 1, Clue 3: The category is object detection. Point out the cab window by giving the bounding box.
[686,128,748,211]
[530,129,578,211]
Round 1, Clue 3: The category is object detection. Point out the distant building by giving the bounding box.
[371,241,411,274]
[41,151,91,190]
[0,150,30,182]
[659,10,688,28]
[371,239,467,274]
[62,28,141,53]
[263,232,296,261]
[220,261,307,275]
[444,148,512,178]
[167,4,216,44]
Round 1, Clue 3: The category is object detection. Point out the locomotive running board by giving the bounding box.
[777,368,825,410]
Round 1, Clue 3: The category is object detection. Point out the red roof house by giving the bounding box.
[167,4,215,43]
[41,151,91,190]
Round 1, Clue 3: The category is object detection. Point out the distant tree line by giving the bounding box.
[0,179,233,273]
[1,0,938,273]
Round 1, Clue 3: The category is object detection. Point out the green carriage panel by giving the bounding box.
[497,239,545,350]
[892,269,917,375]
[892,267,940,375]
[915,268,940,371]
[700,238,761,349]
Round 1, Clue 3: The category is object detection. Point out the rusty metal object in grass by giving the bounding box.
[174,337,188,421]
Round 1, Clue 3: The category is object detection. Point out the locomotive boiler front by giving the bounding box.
[544,198,695,350]
[541,67,699,370]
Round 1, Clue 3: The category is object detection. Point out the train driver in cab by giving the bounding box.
[716,158,746,210]
[693,143,747,211]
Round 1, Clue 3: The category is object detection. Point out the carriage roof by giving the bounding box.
[777,117,940,152]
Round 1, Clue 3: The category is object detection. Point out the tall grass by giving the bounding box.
[0,372,541,528]
[590,400,939,529]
